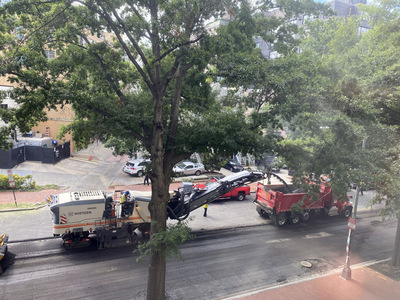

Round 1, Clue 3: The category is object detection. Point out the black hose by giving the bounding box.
[265,172,293,193]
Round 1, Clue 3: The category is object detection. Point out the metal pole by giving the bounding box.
[341,137,366,280]
[342,228,353,279]
[12,187,17,207]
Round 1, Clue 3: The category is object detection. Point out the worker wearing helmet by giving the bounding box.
[120,191,130,218]
[120,191,129,205]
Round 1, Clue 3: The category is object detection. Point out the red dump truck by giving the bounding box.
[254,182,353,227]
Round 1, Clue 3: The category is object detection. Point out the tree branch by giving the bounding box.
[125,0,152,40]
[76,0,153,90]
[79,35,128,106]
[156,33,204,63]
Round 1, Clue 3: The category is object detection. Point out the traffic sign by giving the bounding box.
[347,217,356,230]
[7,169,14,188]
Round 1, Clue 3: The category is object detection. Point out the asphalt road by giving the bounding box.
[1,212,396,300]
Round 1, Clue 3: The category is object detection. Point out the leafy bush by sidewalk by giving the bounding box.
[0,175,36,191]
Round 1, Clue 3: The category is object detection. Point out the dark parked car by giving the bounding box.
[222,160,244,172]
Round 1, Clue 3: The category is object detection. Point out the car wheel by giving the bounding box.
[229,167,234,172]
[343,206,352,218]
[275,212,287,227]
[195,170,201,176]
[137,170,143,177]
[236,192,246,201]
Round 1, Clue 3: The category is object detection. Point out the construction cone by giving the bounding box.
[88,156,92,161]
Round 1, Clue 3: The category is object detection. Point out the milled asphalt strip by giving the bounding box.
[218,258,392,300]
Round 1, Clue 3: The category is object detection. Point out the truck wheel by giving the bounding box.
[343,207,352,218]
[137,170,143,177]
[275,213,287,227]
[301,211,310,222]
[256,206,269,219]
[237,192,246,201]
[289,213,300,225]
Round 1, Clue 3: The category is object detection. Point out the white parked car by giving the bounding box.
[123,159,151,177]
[173,161,205,176]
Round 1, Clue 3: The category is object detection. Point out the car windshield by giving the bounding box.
[176,163,186,169]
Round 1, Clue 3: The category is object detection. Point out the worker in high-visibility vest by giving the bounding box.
[119,191,129,205]
[120,191,129,206]
[120,191,129,218]
[203,203,208,217]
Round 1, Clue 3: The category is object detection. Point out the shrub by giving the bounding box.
[0,174,36,191]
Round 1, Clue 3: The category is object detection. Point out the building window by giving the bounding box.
[0,104,8,109]
[44,50,55,59]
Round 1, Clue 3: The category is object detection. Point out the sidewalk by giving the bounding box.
[224,260,400,300]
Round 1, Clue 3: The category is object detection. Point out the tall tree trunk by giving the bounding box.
[147,78,168,299]
[147,177,168,300]
[392,217,400,267]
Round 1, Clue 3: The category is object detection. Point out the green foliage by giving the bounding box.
[290,200,304,215]
[0,174,36,191]
[202,151,224,172]
[135,221,195,262]
[282,2,400,216]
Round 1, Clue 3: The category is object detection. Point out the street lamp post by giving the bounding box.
[341,138,366,280]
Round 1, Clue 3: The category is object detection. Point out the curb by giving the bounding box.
[0,204,48,213]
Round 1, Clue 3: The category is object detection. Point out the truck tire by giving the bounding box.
[275,212,287,227]
[289,213,300,225]
[256,206,269,219]
[236,192,246,201]
[342,206,352,218]
[301,211,310,222]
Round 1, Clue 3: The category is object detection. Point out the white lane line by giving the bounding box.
[266,238,291,244]
[303,232,333,239]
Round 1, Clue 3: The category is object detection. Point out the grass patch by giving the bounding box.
[0,184,61,193]
[0,202,47,210]
[30,184,61,191]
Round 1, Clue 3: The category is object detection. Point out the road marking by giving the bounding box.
[266,238,291,244]
[303,232,333,239]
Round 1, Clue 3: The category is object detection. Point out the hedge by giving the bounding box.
[0,174,36,191]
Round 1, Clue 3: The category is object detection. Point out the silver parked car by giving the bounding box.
[123,159,151,177]
[173,161,205,176]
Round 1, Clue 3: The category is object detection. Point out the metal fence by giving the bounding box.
[0,141,70,169]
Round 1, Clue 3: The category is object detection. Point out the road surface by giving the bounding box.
[0,211,395,300]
